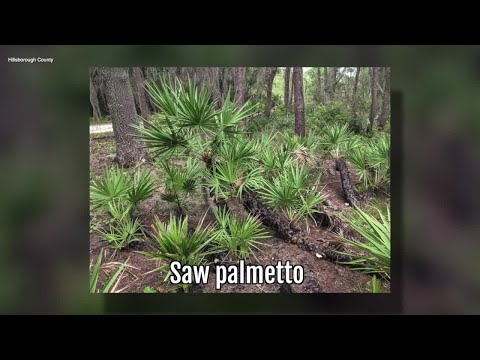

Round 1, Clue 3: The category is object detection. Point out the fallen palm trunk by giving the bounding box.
[335,157,359,206]
[242,190,321,254]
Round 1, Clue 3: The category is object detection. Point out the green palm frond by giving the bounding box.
[322,123,351,158]
[347,147,370,189]
[133,119,189,157]
[90,167,131,210]
[141,214,217,267]
[213,210,270,261]
[176,79,217,133]
[337,206,391,279]
[127,170,156,207]
[97,216,144,250]
[90,249,129,293]
[217,91,259,135]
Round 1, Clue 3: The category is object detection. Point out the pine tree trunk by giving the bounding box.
[378,68,391,130]
[264,67,278,118]
[292,67,305,137]
[284,67,291,108]
[209,67,223,109]
[144,67,158,112]
[351,67,361,120]
[222,67,229,103]
[98,67,144,167]
[256,67,266,100]
[89,69,102,121]
[324,67,330,103]
[133,67,151,120]
[289,70,294,109]
[331,67,338,101]
[317,67,323,103]
[234,67,246,107]
[367,67,379,134]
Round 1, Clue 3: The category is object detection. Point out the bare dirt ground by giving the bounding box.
[89,135,390,293]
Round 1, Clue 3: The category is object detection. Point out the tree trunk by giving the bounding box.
[324,67,329,103]
[98,67,144,167]
[221,67,229,102]
[208,67,223,109]
[255,67,266,100]
[351,67,361,120]
[331,67,338,101]
[378,67,391,130]
[144,67,158,112]
[317,67,323,103]
[367,67,379,134]
[289,70,294,109]
[234,67,246,107]
[89,69,102,121]
[284,67,291,108]
[292,67,305,137]
[264,67,278,118]
[335,158,359,206]
[133,67,151,120]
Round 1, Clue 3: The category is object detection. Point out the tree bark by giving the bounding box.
[144,68,157,111]
[284,67,291,108]
[331,67,338,100]
[264,67,278,118]
[98,67,144,167]
[317,67,323,103]
[292,67,305,137]
[351,67,361,120]
[367,67,379,133]
[221,67,229,102]
[336,158,359,206]
[378,68,391,130]
[133,67,151,120]
[324,67,329,103]
[255,67,266,100]
[89,69,102,121]
[208,67,223,109]
[234,67,246,108]
[289,70,294,109]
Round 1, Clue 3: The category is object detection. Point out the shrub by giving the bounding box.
[90,167,155,213]
[90,167,131,210]
[337,206,391,279]
[322,123,352,159]
[97,214,144,250]
[346,133,390,190]
[255,163,325,222]
[213,208,270,261]
[312,102,351,124]
[140,214,217,274]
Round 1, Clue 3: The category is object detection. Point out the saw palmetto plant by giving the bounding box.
[158,158,204,213]
[90,167,131,210]
[212,208,270,261]
[134,77,258,162]
[205,158,262,200]
[346,133,390,191]
[215,135,257,164]
[90,167,155,213]
[127,170,156,209]
[97,214,144,250]
[337,205,391,279]
[140,214,217,276]
[322,123,352,159]
[254,163,325,222]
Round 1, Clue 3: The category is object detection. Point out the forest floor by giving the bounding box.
[89,134,390,293]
